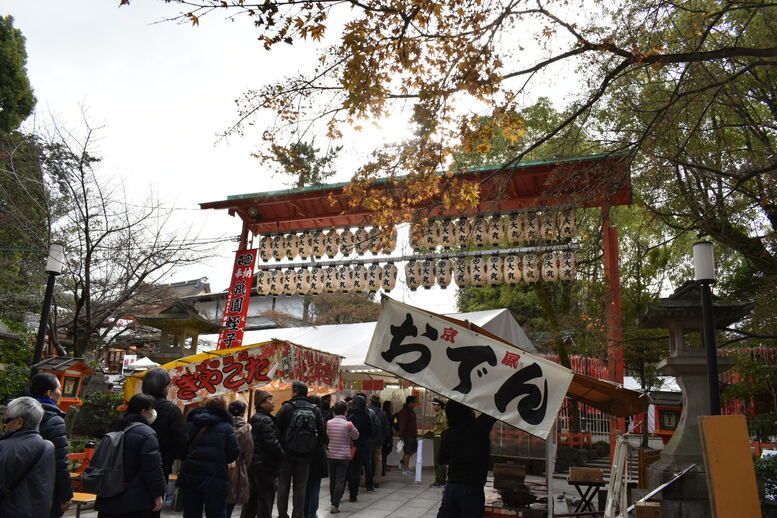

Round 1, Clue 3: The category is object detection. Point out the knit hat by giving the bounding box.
[254,389,273,407]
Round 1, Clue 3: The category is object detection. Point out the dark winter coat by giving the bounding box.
[438,413,496,488]
[148,396,187,477]
[308,440,329,480]
[177,407,240,495]
[249,408,283,475]
[275,395,328,457]
[398,404,418,438]
[94,414,166,515]
[0,428,55,518]
[38,402,74,517]
[347,406,374,448]
[227,416,254,505]
[368,402,388,447]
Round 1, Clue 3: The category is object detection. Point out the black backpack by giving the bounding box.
[284,401,318,454]
[367,407,382,445]
[83,422,143,497]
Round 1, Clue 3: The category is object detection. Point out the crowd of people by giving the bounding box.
[0,369,495,518]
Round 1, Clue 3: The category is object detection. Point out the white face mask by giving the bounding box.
[145,409,157,425]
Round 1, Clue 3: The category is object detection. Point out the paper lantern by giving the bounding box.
[522,253,539,283]
[541,252,559,282]
[540,211,557,241]
[423,221,440,250]
[471,217,487,248]
[419,259,435,289]
[559,209,577,239]
[486,255,503,286]
[436,258,453,288]
[455,218,472,247]
[438,219,455,249]
[271,234,285,261]
[324,229,340,258]
[285,234,299,260]
[453,257,470,287]
[368,227,382,255]
[505,213,525,244]
[295,268,311,295]
[351,264,368,293]
[405,260,421,291]
[282,269,295,296]
[298,232,312,260]
[336,265,354,293]
[340,228,355,256]
[308,267,323,295]
[269,269,283,296]
[354,226,370,255]
[558,250,576,281]
[470,256,487,286]
[311,231,325,259]
[502,255,522,285]
[381,227,398,254]
[366,263,383,293]
[323,266,337,293]
[381,262,398,292]
[409,223,424,252]
[254,269,269,296]
[487,215,504,247]
[524,212,540,242]
[259,236,273,262]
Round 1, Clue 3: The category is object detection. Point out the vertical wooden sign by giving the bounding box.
[217,249,257,350]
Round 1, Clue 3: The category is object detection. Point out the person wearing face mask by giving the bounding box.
[142,368,188,482]
[29,373,73,517]
[95,394,166,518]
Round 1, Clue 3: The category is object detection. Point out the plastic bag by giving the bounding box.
[396,439,404,456]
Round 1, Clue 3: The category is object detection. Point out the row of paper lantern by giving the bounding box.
[254,251,576,296]
[258,227,398,262]
[410,209,577,251]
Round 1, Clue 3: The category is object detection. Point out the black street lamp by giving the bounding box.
[32,243,65,373]
[693,240,720,415]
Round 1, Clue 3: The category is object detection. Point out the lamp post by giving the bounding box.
[33,243,65,373]
[693,240,720,415]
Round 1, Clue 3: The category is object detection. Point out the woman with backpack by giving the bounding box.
[227,401,254,518]
[94,394,165,518]
[177,395,240,518]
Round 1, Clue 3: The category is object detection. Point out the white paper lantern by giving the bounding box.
[438,219,455,249]
[271,234,285,261]
[540,211,558,241]
[419,259,435,289]
[351,264,368,293]
[559,250,576,281]
[381,227,398,254]
[487,255,503,286]
[505,213,525,244]
[259,236,273,262]
[471,217,488,248]
[502,255,522,285]
[354,227,370,255]
[524,212,540,242]
[311,231,325,259]
[285,234,299,260]
[541,252,559,282]
[455,218,472,247]
[423,221,440,250]
[323,266,337,293]
[453,257,470,287]
[405,260,421,291]
[298,232,312,260]
[282,269,295,296]
[254,269,269,295]
[336,265,354,293]
[436,258,453,288]
[308,267,323,295]
[368,227,382,255]
[559,209,577,239]
[470,256,487,286]
[295,268,311,295]
[381,262,398,292]
[487,216,504,247]
[366,263,383,293]
[324,229,340,258]
[409,223,424,252]
[340,228,355,256]
[269,269,283,296]
[523,253,539,283]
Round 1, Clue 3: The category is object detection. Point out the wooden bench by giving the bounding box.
[71,492,97,518]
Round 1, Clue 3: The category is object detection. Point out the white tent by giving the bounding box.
[127,357,160,371]
[201,308,536,369]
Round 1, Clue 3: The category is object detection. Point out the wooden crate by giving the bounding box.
[635,501,661,518]
[568,467,604,484]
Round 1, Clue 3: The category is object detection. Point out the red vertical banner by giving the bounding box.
[217,249,258,350]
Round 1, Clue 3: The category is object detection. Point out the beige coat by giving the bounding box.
[227,416,254,504]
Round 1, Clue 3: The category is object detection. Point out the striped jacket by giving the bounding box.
[326,415,359,460]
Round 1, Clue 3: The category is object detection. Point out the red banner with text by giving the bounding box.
[217,249,257,350]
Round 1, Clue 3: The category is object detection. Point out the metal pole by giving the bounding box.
[699,279,721,415]
[33,272,57,374]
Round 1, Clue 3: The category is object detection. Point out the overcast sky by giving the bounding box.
[5,0,486,313]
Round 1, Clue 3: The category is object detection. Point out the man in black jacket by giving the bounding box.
[275,381,328,518]
[142,368,188,480]
[436,400,496,518]
[241,389,283,518]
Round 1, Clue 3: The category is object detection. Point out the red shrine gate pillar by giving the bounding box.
[603,209,625,460]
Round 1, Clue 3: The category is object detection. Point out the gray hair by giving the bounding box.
[7,396,45,430]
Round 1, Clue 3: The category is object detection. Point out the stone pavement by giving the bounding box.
[65,467,444,518]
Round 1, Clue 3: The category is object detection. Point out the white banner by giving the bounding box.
[365,298,573,439]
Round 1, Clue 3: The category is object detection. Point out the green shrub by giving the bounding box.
[72,391,124,437]
[756,455,777,502]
